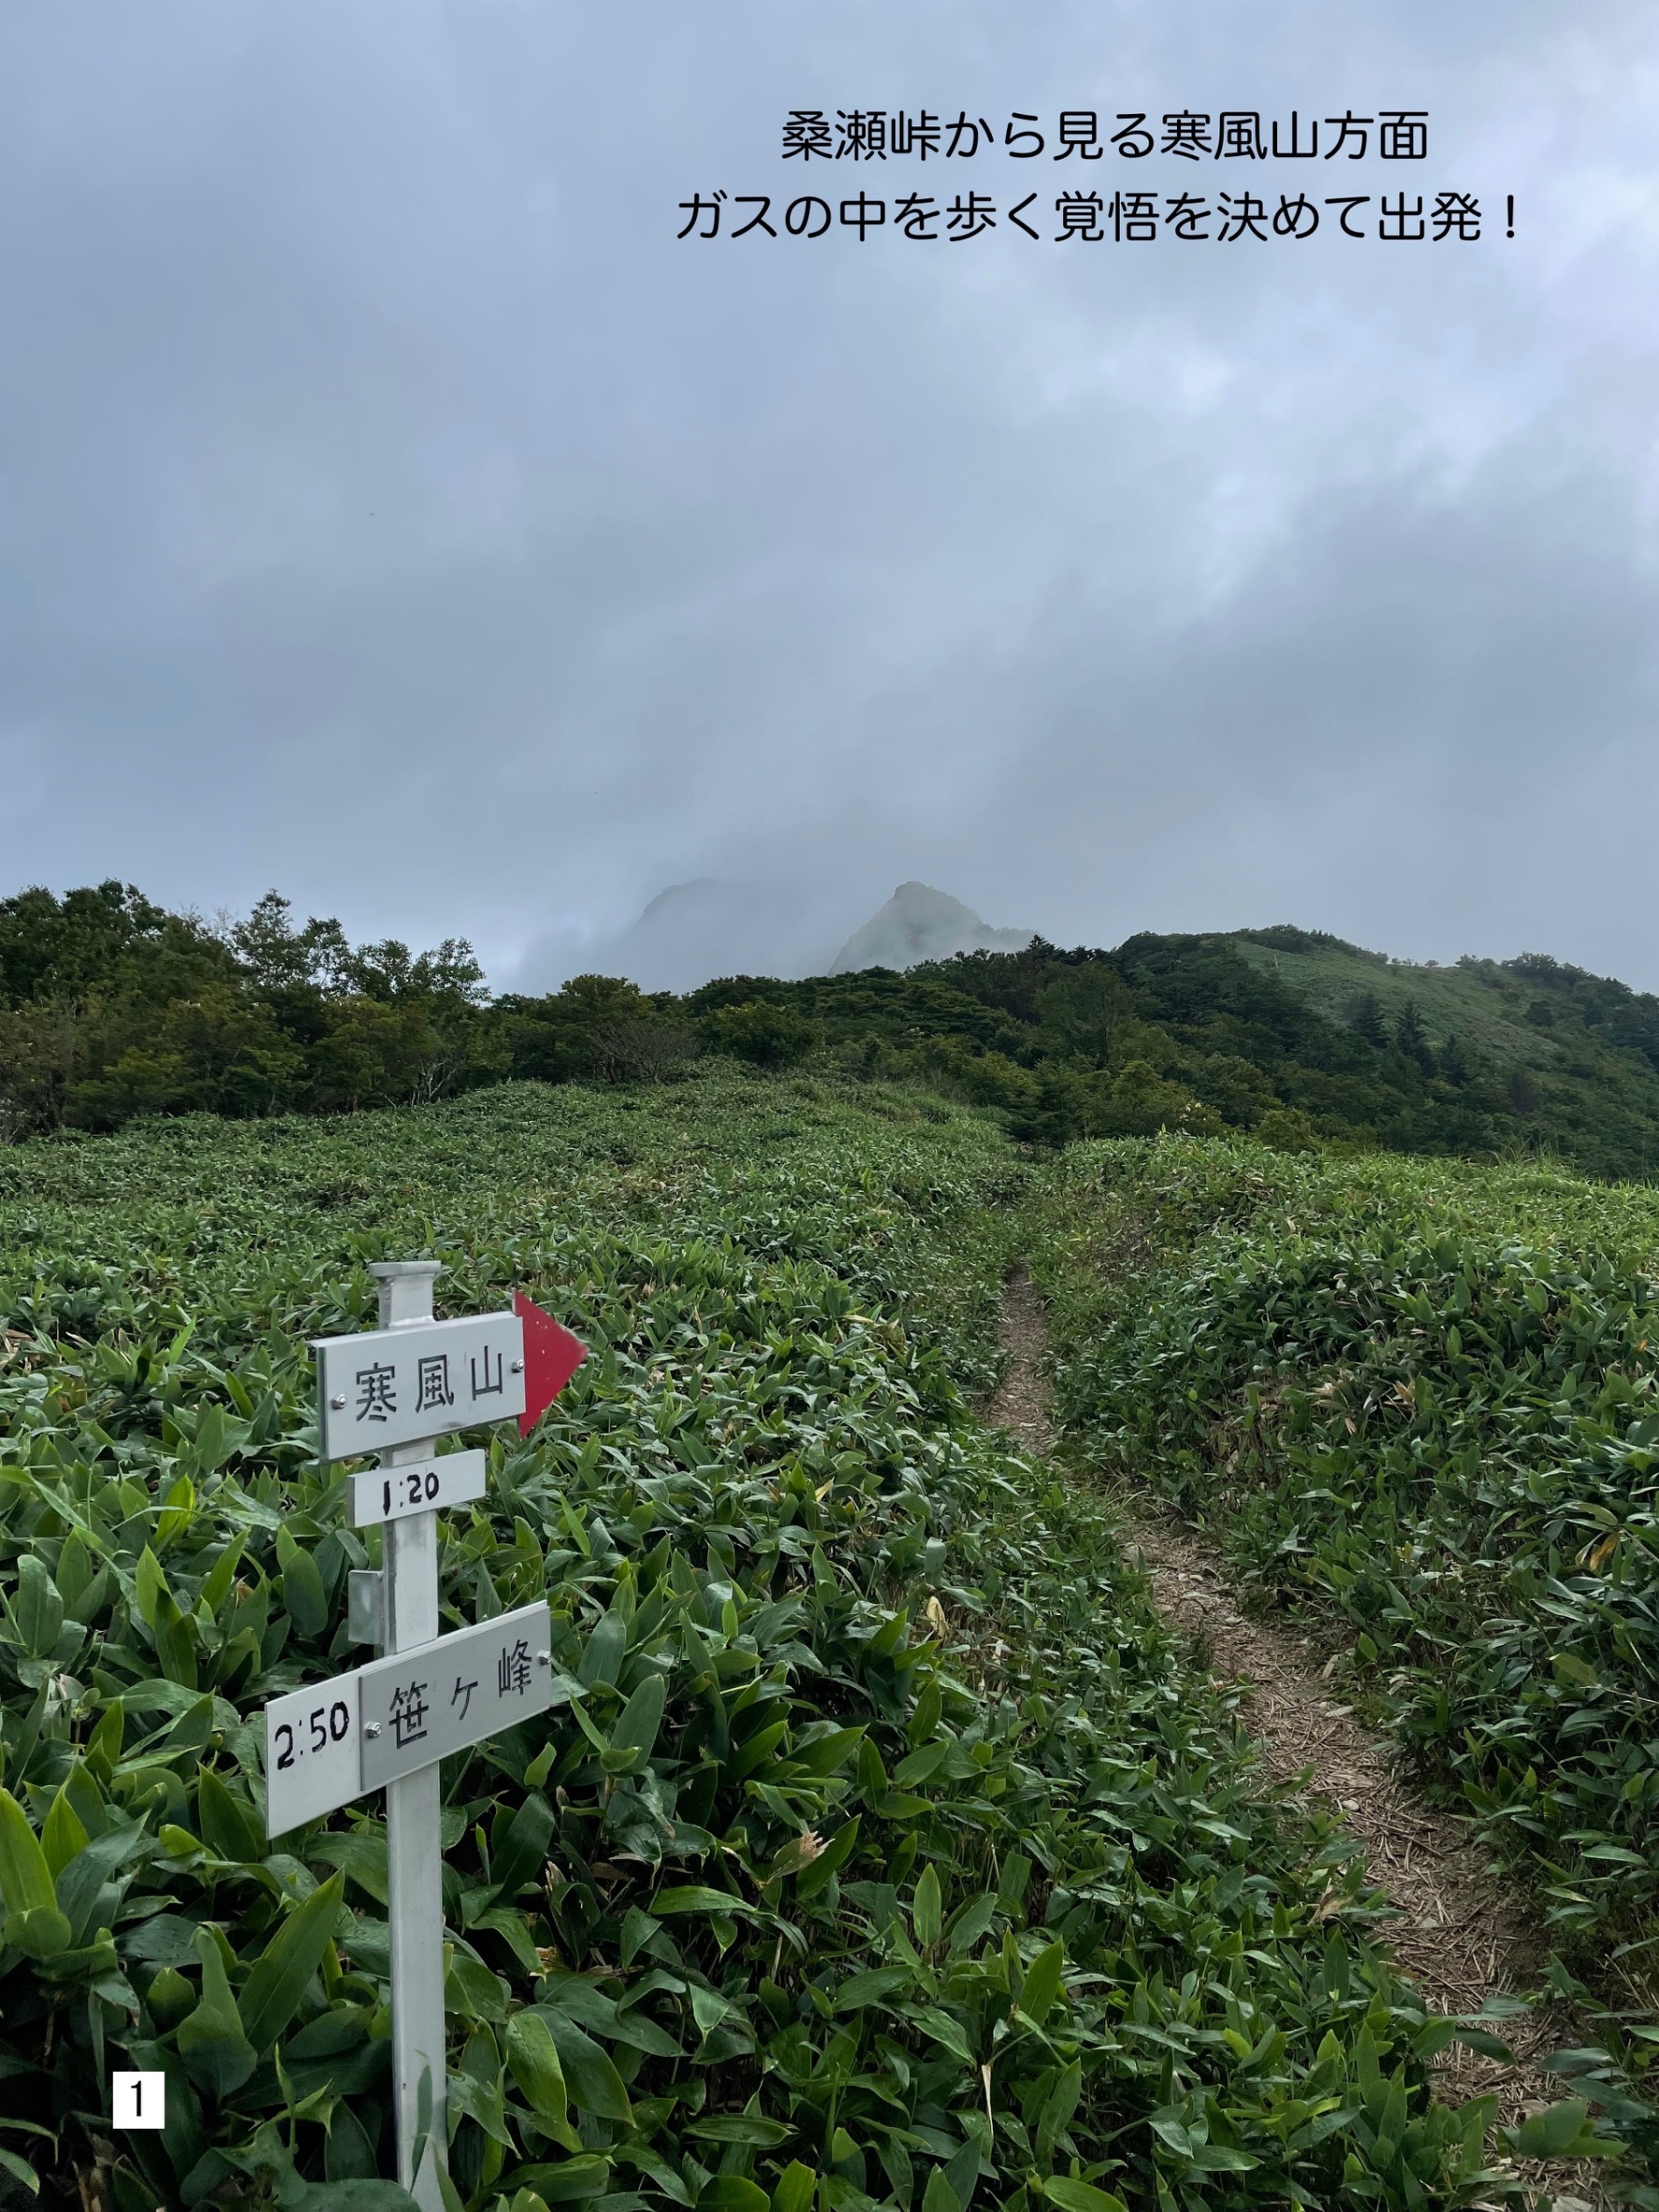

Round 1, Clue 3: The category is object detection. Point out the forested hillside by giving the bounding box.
[5,883,1658,1183]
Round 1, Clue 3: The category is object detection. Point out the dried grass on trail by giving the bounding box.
[983,1266,1610,2212]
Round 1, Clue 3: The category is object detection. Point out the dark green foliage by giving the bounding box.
[1436,1037,1470,1088]
[1030,968,1134,1063]
[0,1079,1550,2209]
[696,1000,817,1068]
[1391,1005,1433,1073]
[1252,1108,1320,1156]
[691,932,1659,1177]
[910,939,1101,1031]
[1005,1065,1223,1150]
[499,978,692,1087]
[0,887,500,1133]
[1029,1135,1659,2177]
[688,974,1029,1062]
[1345,996,1390,1052]
[1504,953,1659,1078]
[0,882,237,1013]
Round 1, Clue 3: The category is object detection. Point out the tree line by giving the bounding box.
[4,882,1658,1180]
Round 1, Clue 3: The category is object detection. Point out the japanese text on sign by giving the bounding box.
[313,1313,527,1458]
[358,1603,555,1789]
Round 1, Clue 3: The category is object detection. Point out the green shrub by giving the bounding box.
[700,1000,817,1068]
[1252,1107,1321,1155]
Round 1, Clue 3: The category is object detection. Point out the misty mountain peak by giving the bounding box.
[830,881,1034,975]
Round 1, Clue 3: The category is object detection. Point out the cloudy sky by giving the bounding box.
[4,0,1656,990]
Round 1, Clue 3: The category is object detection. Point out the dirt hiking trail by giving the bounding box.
[985,1266,1610,2212]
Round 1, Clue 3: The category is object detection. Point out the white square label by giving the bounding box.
[112,2072,166,2128]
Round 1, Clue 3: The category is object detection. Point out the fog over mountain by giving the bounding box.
[513,879,1032,994]
[829,882,1034,975]
[514,879,840,995]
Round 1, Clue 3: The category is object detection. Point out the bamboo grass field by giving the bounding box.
[0,1070,1618,2212]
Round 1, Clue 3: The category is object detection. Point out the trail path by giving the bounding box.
[985,1266,1607,2212]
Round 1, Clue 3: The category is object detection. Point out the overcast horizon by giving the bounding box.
[4,3,1656,993]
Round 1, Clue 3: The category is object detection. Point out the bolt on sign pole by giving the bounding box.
[370,1261,450,2212]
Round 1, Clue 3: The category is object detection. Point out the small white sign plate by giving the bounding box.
[350,1448,488,1529]
[112,2072,166,2129]
[265,1669,364,1835]
[359,1602,554,1791]
[313,1313,526,1460]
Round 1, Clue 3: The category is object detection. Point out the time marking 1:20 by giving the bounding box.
[348,1448,488,1529]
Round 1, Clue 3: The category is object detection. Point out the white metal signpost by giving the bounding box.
[263,1264,587,2212]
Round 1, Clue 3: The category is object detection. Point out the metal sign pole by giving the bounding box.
[369,1261,448,2212]
[277,1270,584,2198]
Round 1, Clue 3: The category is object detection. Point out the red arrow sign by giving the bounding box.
[514,1290,588,1436]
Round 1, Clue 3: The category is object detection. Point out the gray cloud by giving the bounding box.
[2,0,1655,988]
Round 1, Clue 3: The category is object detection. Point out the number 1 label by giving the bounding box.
[113,2073,166,2129]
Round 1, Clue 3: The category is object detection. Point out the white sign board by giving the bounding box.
[359,1603,554,1791]
[313,1313,526,1459]
[350,1448,488,1529]
[266,1669,363,1834]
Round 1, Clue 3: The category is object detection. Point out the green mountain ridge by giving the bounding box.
[692,922,1659,1179]
[1232,924,1659,1069]
[1224,923,1659,1172]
